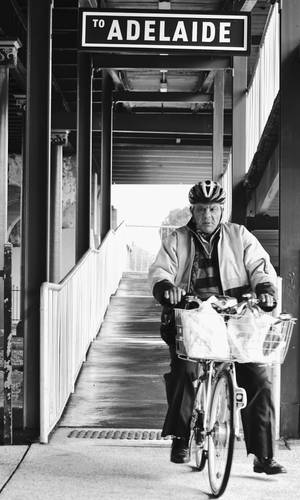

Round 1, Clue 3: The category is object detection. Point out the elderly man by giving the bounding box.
[149,180,286,475]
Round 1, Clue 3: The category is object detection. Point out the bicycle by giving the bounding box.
[174,294,296,498]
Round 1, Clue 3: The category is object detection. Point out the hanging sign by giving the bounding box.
[80,10,250,54]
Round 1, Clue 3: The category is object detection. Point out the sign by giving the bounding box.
[80,10,250,54]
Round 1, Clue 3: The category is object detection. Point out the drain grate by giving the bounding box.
[67,429,170,440]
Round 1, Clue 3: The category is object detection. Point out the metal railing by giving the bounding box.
[245,4,279,171]
[40,223,126,443]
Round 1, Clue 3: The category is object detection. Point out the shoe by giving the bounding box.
[170,437,190,464]
[253,456,287,475]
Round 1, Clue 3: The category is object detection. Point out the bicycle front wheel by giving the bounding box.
[208,369,234,497]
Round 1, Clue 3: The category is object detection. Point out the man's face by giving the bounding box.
[191,202,223,234]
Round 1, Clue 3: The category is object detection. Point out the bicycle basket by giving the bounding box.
[174,302,230,360]
[227,310,296,364]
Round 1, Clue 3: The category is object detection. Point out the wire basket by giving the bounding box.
[175,307,296,364]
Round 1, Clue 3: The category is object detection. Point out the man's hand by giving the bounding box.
[163,286,186,305]
[258,293,276,311]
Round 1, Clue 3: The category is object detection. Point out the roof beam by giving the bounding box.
[52,111,232,135]
[93,55,231,70]
[113,92,212,103]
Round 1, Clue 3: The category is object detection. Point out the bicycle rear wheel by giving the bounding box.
[190,381,207,471]
[208,369,234,497]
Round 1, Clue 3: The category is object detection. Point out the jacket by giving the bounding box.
[148,221,277,344]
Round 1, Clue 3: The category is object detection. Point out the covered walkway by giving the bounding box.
[57,272,169,434]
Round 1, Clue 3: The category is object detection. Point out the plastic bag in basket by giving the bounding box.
[227,309,280,363]
[181,300,229,359]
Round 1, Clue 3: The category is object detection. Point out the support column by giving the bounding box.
[0,40,20,331]
[232,57,247,224]
[280,0,300,437]
[0,48,10,334]
[50,130,68,283]
[23,0,53,432]
[100,70,113,241]
[212,70,225,182]
[0,40,20,445]
[76,53,92,262]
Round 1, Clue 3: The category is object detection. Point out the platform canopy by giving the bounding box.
[3,0,270,184]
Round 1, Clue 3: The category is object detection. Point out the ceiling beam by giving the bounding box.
[52,111,232,135]
[92,55,231,70]
[113,92,212,103]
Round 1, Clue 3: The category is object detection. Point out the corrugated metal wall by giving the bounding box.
[112,144,230,184]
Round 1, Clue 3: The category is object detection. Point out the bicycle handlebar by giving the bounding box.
[179,293,279,315]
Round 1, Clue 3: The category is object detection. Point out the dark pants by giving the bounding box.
[162,345,275,458]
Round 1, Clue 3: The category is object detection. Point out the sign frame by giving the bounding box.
[79,9,251,56]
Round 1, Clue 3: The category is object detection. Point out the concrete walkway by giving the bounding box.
[0,439,299,499]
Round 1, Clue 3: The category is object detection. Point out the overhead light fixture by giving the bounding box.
[160,69,168,93]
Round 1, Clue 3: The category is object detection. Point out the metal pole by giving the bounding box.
[0,65,9,336]
[212,70,225,182]
[50,131,68,283]
[76,53,92,262]
[23,0,53,432]
[100,70,113,241]
[232,57,247,224]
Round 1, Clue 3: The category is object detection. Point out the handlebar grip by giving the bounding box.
[258,299,277,312]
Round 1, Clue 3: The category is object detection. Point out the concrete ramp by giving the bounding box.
[58,272,168,431]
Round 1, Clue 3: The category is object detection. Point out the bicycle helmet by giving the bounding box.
[188,180,226,205]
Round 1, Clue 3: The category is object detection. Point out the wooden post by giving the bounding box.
[279,0,300,437]
[232,57,247,224]
[100,70,113,241]
[213,71,225,182]
[23,0,53,432]
[76,53,92,262]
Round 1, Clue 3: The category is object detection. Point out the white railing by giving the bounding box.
[40,223,126,443]
[245,4,279,171]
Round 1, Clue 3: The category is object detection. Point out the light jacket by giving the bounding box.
[149,221,277,297]
[148,222,277,344]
